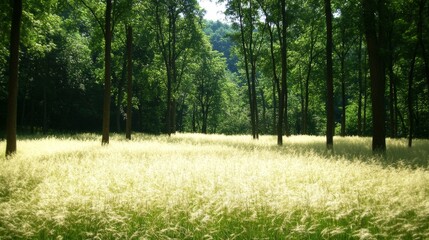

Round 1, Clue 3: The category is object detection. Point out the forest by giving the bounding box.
[1,0,429,153]
[1,1,429,238]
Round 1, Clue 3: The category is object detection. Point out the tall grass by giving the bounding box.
[0,134,428,239]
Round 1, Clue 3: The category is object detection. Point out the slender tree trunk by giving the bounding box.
[363,65,368,135]
[303,46,314,135]
[324,0,334,150]
[43,85,48,134]
[172,98,177,133]
[126,26,133,140]
[251,62,259,139]
[277,0,288,145]
[171,11,178,135]
[358,34,363,136]
[260,89,267,133]
[363,0,386,153]
[267,23,279,135]
[102,0,112,145]
[340,57,346,136]
[388,50,396,138]
[299,69,304,135]
[238,3,256,139]
[6,0,23,157]
[408,43,418,147]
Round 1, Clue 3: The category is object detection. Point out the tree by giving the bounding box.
[226,0,263,139]
[193,46,226,133]
[278,0,288,144]
[333,3,358,136]
[79,0,132,144]
[149,0,201,136]
[5,0,23,157]
[324,0,334,150]
[362,0,386,152]
[125,25,133,140]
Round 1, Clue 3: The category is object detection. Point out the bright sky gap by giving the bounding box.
[198,0,227,22]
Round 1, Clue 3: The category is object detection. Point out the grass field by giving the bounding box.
[0,133,428,239]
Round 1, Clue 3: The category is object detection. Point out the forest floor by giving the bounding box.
[0,133,428,239]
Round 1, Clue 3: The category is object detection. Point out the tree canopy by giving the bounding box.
[1,0,428,154]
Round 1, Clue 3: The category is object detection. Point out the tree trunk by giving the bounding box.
[363,0,386,153]
[126,25,133,140]
[101,0,112,145]
[172,98,177,133]
[324,0,334,150]
[251,61,259,139]
[340,57,346,136]
[357,34,363,136]
[299,69,304,135]
[43,85,48,134]
[238,2,256,139]
[267,23,279,135]
[6,0,22,157]
[408,43,418,147]
[278,0,288,145]
[363,66,368,135]
[260,89,267,133]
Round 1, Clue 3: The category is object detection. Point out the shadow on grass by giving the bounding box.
[277,136,429,169]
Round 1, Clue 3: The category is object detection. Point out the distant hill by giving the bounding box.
[204,20,238,73]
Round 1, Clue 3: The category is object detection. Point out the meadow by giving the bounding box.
[0,133,428,239]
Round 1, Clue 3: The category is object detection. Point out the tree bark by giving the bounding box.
[363,0,386,152]
[6,0,23,157]
[102,0,113,145]
[126,25,133,140]
[324,0,334,150]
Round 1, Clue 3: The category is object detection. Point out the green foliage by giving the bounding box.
[1,0,429,139]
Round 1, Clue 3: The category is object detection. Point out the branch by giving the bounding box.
[79,0,105,37]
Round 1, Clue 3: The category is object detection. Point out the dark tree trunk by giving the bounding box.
[266,23,279,135]
[251,61,259,139]
[358,34,363,136]
[278,0,288,145]
[172,98,177,133]
[260,89,267,133]
[126,26,133,140]
[340,57,346,136]
[43,85,48,134]
[363,0,386,153]
[408,44,418,147]
[238,2,256,139]
[102,0,112,145]
[6,0,22,157]
[324,0,334,150]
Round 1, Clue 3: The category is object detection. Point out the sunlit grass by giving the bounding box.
[0,133,428,239]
